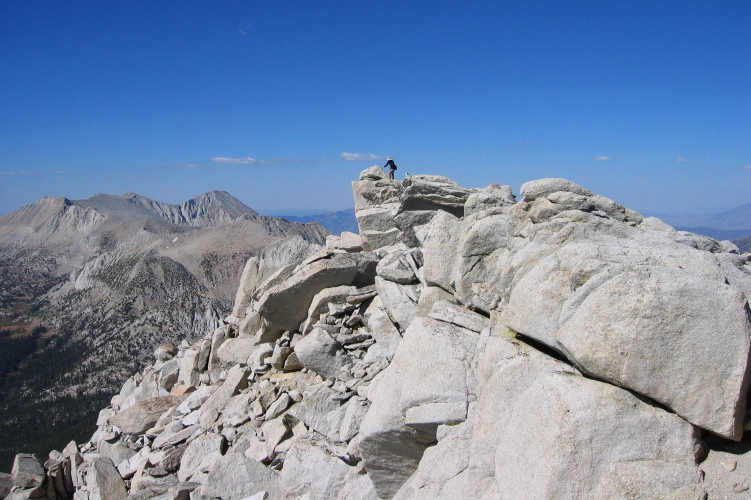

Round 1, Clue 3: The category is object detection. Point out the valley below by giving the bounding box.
[0,191,328,470]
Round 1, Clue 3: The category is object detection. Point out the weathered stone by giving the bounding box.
[393,210,438,248]
[269,345,292,370]
[358,166,386,181]
[376,252,419,284]
[232,256,260,317]
[198,365,250,428]
[336,471,379,500]
[362,226,402,250]
[177,432,225,482]
[398,175,470,216]
[339,397,370,442]
[85,457,128,500]
[221,391,255,427]
[153,425,195,449]
[117,446,150,479]
[207,326,228,371]
[427,300,489,333]
[414,285,455,318]
[414,177,751,439]
[283,352,304,372]
[170,384,196,397]
[154,343,178,362]
[11,454,45,489]
[363,296,402,360]
[404,401,467,430]
[158,359,180,392]
[374,277,419,331]
[161,443,187,472]
[194,338,211,373]
[181,409,200,427]
[243,433,271,463]
[200,451,281,500]
[249,342,275,371]
[251,263,298,301]
[257,254,359,331]
[177,385,215,414]
[294,328,351,380]
[99,441,136,467]
[358,367,432,498]
[289,383,347,440]
[133,474,179,495]
[550,267,750,439]
[300,285,357,334]
[339,231,364,252]
[392,331,702,500]
[421,211,462,293]
[0,472,13,499]
[326,234,342,249]
[96,408,115,427]
[264,393,292,421]
[463,184,516,216]
[110,396,182,435]
[261,416,292,457]
[216,337,257,365]
[492,372,703,499]
[279,440,351,499]
[178,350,200,387]
[352,179,402,210]
[238,311,263,338]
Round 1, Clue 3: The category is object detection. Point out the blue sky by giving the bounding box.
[1,1,749,216]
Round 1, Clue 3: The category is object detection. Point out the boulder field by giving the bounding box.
[6,168,751,499]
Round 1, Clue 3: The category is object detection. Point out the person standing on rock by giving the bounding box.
[383,157,397,180]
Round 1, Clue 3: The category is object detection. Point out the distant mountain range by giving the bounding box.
[0,191,328,469]
[649,204,751,252]
[277,207,358,235]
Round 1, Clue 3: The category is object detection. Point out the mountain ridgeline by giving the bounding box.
[0,191,329,471]
[5,170,751,498]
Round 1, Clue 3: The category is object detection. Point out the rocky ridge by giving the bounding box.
[6,169,751,499]
[0,192,328,470]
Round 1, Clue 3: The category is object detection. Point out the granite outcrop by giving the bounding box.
[6,170,751,499]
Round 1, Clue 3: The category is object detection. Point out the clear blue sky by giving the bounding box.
[1,1,749,215]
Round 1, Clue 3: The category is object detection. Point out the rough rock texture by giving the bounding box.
[434,177,751,439]
[8,171,751,500]
[0,189,328,470]
[109,396,182,435]
[85,457,128,500]
[257,254,360,331]
[200,453,280,500]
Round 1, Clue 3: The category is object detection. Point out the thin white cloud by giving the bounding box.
[150,163,205,170]
[0,170,34,175]
[744,165,751,170]
[211,157,326,166]
[676,157,694,162]
[341,152,386,162]
[211,157,280,165]
[237,28,247,35]
[593,156,613,161]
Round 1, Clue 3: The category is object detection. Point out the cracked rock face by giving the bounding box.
[8,171,751,500]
